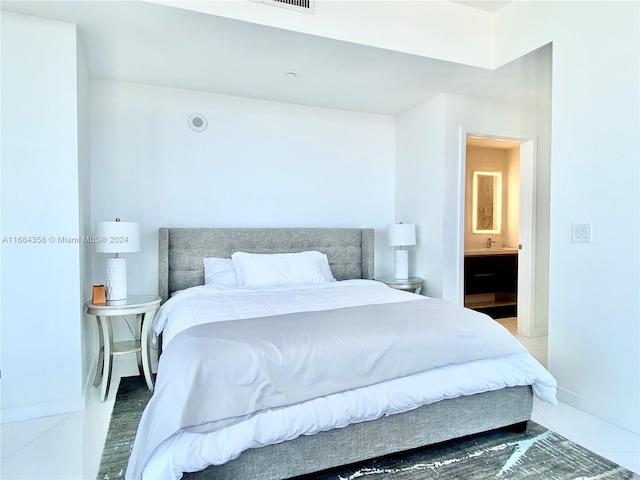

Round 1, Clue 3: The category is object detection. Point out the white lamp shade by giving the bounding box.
[387,223,416,247]
[95,221,140,253]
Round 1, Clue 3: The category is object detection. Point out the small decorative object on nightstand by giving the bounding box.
[85,294,161,401]
[375,276,423,295]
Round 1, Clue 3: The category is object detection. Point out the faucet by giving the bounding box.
[486,238,496,248]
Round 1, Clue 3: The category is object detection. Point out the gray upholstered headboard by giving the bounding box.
[158,228,375,302]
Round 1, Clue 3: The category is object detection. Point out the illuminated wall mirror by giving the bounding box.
[472,171,502,234]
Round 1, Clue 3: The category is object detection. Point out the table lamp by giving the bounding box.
[387,223,416,280]
[95,219,140,300]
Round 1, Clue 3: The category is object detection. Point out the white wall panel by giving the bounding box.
[89,79,396,321]
[1,12,84,421]
[496,1,639,435]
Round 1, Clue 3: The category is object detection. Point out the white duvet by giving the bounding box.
[129,280,557,480]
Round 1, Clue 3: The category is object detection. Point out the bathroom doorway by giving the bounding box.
[460,132,537,337]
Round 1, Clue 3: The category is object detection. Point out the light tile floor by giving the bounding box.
[496,316,549,367]
[2,345,639,479]
[1,359,138,480]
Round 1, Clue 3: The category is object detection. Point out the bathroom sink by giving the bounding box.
[464,247,519,256]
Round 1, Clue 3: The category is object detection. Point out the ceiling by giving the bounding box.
[467,136,522,150]
[452,1,511,13]
[1,0,550,115]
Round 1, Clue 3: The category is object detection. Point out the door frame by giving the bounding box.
[457,127,538,337]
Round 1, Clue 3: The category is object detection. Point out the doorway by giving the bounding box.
[459,131,537,338]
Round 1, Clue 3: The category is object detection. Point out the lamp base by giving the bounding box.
[105,258,128,301]
[394,249,409,280]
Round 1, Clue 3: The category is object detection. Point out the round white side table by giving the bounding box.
[85,294,161,401]
[375,276,423,295]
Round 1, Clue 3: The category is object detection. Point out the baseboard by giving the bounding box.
[1,360,96,424]
[84,355,98,400]
[1,395,85,424]
[556,386,640,436]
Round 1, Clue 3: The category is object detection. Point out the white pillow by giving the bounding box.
[231,251,335,287]
[203,257,238,287]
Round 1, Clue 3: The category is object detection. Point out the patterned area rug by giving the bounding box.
[98,376,152,479]
[99,376,635,480]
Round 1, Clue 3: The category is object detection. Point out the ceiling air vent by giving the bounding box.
[250,0,314,14]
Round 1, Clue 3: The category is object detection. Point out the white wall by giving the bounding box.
[0,12,85,421]
[89,79,396,329]
[496,1,640,435]
[395,95,446,297]
[77,40,93,393]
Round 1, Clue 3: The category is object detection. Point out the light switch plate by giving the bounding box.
[572,223,593,243]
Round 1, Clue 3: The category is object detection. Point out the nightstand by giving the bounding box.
[375,276,423,294]
[85,294,161,401]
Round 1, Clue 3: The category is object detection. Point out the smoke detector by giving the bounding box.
[187,113,208,133]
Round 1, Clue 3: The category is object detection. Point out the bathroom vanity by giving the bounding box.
[464,248,518,319]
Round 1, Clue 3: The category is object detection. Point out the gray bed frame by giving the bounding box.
[157,227,533,480]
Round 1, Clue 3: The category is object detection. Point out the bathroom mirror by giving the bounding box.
[472,170,502,234]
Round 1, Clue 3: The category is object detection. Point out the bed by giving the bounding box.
[126,227,556,480]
